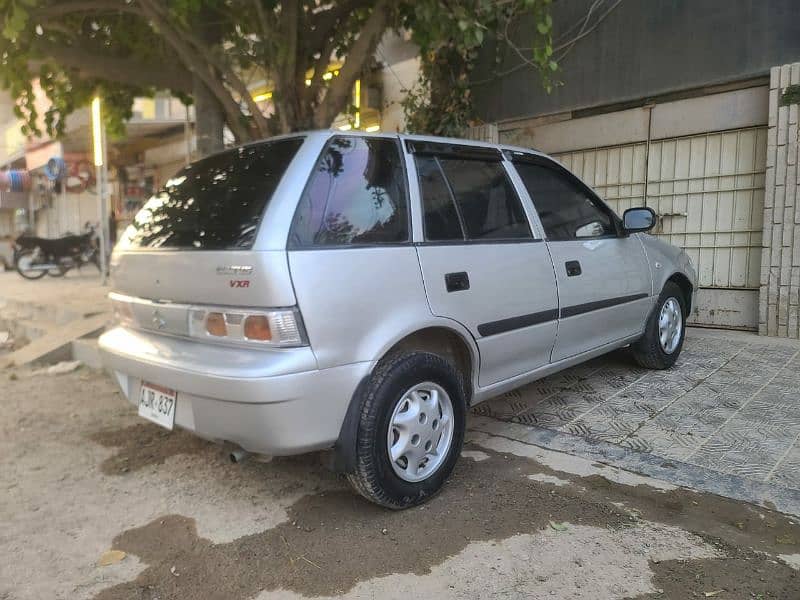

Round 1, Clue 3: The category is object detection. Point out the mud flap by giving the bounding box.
[331,375,370,474]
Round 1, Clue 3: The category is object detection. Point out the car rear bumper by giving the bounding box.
[98,327,371,455]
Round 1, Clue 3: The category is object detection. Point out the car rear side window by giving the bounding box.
[120,138,303,250]
[290,136,409,247]
[514,162,615,241]
[434,158,532,241]
[415,156,465,241]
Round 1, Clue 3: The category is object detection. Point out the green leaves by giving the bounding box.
[2,0,30,41]
[780,84,800,107]
[0,0,172,139]
[402,0,558,136]
[0,0,560,147]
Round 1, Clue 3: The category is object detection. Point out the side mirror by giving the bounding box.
[623,207,657,233]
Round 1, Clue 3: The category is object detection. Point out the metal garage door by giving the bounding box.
[553,126,767,330]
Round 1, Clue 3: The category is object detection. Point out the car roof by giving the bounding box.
[198,129,553,166]
[263,129,549,159]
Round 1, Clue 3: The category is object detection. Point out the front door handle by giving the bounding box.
[445,271,470,292]
[565,260,582,277]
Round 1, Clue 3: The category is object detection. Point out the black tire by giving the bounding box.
[15,249,47,280]
[347,352,467,509]
[631,281,687,369]
[47,263,68,277]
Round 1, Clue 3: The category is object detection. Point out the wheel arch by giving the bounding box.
[332,322,478,474]
[666,271,693,316]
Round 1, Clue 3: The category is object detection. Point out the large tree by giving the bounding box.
[0,0,569,156]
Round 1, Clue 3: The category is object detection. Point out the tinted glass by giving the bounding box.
[120,138,302,249]
[415,156,464,241]
[290,136,408,246]
[438,159,531,240]
[514,163,615,241]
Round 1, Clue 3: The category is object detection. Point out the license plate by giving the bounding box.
[138,382,177,430]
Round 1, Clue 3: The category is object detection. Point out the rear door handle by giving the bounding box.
[565,260,582,277]
[445,271,470,292]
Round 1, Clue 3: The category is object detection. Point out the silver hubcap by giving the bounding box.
[658,297,683,354]
[387,382,454,483]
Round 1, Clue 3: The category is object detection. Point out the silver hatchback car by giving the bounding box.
[100,131,697,508]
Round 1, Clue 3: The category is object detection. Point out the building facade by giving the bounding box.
[470,0,800,337]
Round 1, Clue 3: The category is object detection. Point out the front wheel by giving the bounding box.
[347,352,467,509]
[15,249,47,280]
[631,281,687,369]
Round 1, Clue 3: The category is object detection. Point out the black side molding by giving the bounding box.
[476,293,651,338]
[560,293,649,319]
[478,309,558,337]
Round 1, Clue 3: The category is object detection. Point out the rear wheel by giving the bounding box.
[47,261,68,277]
[347,352,467,509]
[631,281,687,369]
[15,249,47,280]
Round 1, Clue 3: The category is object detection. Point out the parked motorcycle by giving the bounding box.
[13,223,101,280]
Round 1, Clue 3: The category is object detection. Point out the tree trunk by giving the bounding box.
[192,73,225,158]
[190,8,227,158]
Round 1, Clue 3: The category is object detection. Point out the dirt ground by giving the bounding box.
[1,366,798,600]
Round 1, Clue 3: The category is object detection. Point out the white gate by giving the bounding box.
[554,127,767,330]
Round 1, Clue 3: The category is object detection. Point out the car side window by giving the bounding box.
[514,162,615,241]
[415,156,465,241]
[290,136,409,246]
[418,157,531,241]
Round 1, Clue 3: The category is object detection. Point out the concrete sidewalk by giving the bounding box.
[474,327,800,515]
[0,270,109,367]
[0,269,108,320]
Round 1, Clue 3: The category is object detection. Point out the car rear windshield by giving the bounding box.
[120,138,303,250]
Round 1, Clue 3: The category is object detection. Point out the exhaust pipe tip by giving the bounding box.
[229,448,250,464]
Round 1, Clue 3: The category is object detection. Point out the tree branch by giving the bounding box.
[33,38,192,93]
[283,0,298,82]
[138,0,270,137]
[253,0,275,40]
[306,0,372,49]
[136,0,251,141]
[274,0,299,132]
[313,0,390,128]
[304,1,366,107]
[305,32,338,109]
[35,1,143,19]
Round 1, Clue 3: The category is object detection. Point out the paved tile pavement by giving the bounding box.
[473,329,800,492]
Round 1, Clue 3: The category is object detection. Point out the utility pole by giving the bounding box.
[91,96,109,285]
